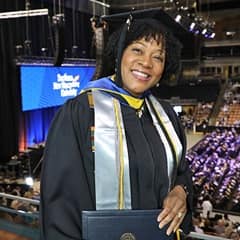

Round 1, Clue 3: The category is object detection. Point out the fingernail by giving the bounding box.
[159,223,163,229]
[166,230,171,236]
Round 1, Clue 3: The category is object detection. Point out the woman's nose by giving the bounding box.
[139,55,153,68]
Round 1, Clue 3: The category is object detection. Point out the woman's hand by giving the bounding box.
[157,185,187,235]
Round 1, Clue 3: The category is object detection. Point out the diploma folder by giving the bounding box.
[82,209,174,240]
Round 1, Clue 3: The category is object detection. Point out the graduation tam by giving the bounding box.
[101,7,188,38]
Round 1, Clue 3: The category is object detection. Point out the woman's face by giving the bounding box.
[121,37,165,97]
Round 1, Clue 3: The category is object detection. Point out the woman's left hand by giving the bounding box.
[157,185,187,235]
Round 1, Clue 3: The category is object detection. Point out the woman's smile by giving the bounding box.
[131,69,151,81]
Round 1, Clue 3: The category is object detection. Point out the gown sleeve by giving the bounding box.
[40,94,95,240]
[159,100,194,234]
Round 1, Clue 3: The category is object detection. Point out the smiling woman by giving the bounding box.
[40,9,193,240]
[120,38,165,96]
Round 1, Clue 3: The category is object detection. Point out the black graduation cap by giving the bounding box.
[101,7,188,41]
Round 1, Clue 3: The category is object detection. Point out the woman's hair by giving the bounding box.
[99,18,182,86]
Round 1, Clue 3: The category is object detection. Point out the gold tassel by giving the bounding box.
[176,229,181,240]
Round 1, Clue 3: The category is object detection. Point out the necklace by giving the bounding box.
[136,105,144,118]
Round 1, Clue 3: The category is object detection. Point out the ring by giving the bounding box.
[177,212,183,218]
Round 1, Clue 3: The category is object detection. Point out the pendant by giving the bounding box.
[136,106,144,118]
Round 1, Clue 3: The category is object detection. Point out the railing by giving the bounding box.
[0,192,40,206]
[0,193,238,240]
[0,192,40,239]
[187,232,229,240]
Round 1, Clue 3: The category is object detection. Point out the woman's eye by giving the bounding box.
[132,48,142,54]
[153,56,163,62]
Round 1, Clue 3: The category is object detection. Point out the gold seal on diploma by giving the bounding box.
[120,232,136,240]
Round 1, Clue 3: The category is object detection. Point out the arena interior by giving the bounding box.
[1,0,240,239]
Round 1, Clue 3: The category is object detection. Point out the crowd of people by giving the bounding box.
[178,102,213,133]
[187,129,240,212]
[215,81,240,128]
[192,210,240,239]
[177,80,240,131]
[184,127,240,239]
[0,183,40,227]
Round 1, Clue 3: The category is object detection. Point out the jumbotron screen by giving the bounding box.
[20,65,95,111]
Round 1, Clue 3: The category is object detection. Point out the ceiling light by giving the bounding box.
[201,28,207,35]
[25,176,34,186]
[209,33,216,39]
[189,22,196,31]
[175,14,182,23]
[0,9,48,19]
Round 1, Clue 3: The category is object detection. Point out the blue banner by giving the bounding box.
[20,65,95,111]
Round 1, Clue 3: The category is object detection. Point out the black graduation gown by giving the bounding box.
[40,91,193,240]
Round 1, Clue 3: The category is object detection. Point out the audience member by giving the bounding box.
[201,195,213,219]
[229,231,240,240]
[213,218,226,237]
[187,129,240,211]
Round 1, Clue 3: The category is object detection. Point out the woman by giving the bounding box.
[40,12,193,240]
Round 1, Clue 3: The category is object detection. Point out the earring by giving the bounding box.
[156,82,160,87]
[114,59,118,73]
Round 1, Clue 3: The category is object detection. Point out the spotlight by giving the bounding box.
[226,31,236,37]
[193,28,200,35]
[41,47,48,57]
[175,14,182,23]
[71,45,79,58]
[24,40,32,56]
[168,4,215,38]
[189,22,196,31]
[201,28,207,35]
[25,176,34,186]
[209,32,216,39]
[203,29,214,39]
[15,45,23,56]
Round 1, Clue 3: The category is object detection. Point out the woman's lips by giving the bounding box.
[131,70,151,81]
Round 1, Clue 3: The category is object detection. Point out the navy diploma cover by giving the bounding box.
[82,209,174,240]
